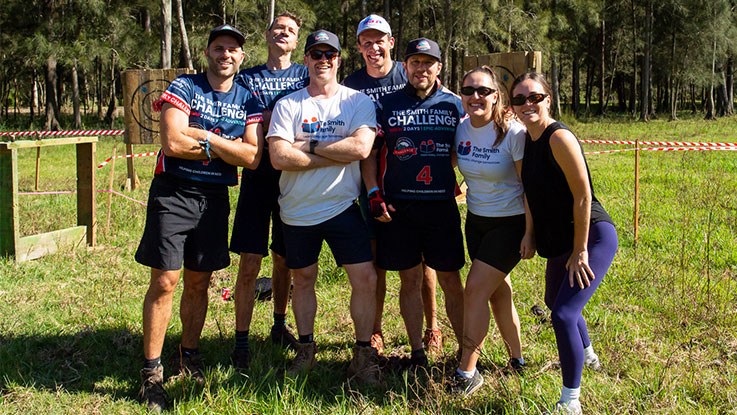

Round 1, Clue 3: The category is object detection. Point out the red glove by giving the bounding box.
[368,189,388,218]
[152,98,164,112]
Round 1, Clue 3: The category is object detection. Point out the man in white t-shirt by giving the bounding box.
[268,30,380,384]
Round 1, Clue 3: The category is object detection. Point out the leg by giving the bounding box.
[489,276,522,359]
[398,265,425,351]
[370,239,386,334]
[458,260,509,372]
[421,263,439,331]
[143,268,181,359]
[234,253,262,332]
[291,263,319,336]
[180,268,213,349]
[271,251,291,315]
[436,270,465,346]
[343,262,377,342]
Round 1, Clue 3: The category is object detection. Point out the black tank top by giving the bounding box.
[521,122,613,258]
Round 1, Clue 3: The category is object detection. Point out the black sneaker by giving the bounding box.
[139,364,167,412]
[449,370,484,397]
[230,348,251,371]
[270,325,298,350]
[409,350,428,368]
[509,357,526,374]
[169,345,205,384]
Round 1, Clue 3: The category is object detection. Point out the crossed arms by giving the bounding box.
[268,126,376,171]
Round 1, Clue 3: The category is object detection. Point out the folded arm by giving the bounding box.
[269,136,348,171]
[293,126,376,162]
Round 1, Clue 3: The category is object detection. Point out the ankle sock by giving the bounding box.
[456,367,476,379]
[235,330,250,351]
[356,340,371,348]
[273,313,286,328]
[583,344,597,363]
[298,333,313,344]
[143,357,161,370]
[561,385,581,403]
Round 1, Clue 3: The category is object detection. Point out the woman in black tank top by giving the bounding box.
[510,73,618,415]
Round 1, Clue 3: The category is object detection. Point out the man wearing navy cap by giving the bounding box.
[136,24,263,412]
[229,11,308,371]
[362,38,466,368]
[268,30,381,384]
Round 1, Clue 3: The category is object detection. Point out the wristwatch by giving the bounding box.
[309,139,319,154]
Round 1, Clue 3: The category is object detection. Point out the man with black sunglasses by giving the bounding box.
[267,30,381,384]
[362,38,466,368]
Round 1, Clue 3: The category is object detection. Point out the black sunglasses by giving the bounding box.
[309,49,339,60]
[460,86,496,97]
[510,93,548,106]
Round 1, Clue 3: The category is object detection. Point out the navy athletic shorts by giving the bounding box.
[465,212,526,274]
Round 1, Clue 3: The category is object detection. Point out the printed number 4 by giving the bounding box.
[416,166,432,185]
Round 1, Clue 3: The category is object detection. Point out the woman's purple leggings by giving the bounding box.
[544,221,618,388]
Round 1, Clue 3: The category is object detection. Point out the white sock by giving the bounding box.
[457,367,476,379]
[583,345,598,363]
[560,385,581,403]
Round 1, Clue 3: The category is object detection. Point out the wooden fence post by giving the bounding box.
[77,140,97,246]
[0,146,19,258]
[634,137,640,245]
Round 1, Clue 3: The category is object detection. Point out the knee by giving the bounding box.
[291,269,317,289]
[437,272,463,294]
[550,306,575,329]
[272,252,287,269]
[149,270,179,295]
[237,254,263,281]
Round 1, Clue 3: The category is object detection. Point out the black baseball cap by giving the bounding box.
[208,24,246,46]
[304,30,341,53]
[404,38,441,61]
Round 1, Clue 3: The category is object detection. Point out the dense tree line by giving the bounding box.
[0,0,734,130]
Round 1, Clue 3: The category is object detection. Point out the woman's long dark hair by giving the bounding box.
[461,65,508,148]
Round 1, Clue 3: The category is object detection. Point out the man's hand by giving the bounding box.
[368,189,394,222]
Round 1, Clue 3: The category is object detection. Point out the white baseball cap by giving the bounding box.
[356,14,392,37]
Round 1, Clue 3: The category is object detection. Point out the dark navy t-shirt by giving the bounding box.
[376,82,466,200]
[342,61,407,102]
[236,64,309,111]
[156,73,263,186]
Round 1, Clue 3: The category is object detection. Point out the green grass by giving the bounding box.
[1,114,737,414]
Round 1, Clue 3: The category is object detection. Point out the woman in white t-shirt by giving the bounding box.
[450,66,535,395]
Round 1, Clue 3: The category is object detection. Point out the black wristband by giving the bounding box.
[309,139,318,154]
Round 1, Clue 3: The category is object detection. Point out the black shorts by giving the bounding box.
[282,204,373,269]
[375,198,465,272]
[135,174,230,272]
[465,212,525,274]
[229,156,286,257]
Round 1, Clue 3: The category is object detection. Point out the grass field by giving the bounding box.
[1,113,736,414]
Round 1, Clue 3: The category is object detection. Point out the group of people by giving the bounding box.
[134,12,618,415]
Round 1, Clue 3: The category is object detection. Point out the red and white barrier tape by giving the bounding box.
[98,152,158,168]
[0,129,124,137]
[586,146,737,155]
[580,139,737,147]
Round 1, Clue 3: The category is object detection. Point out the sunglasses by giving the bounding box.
[460,86,496,97]
[309,49,339,61]
[510,93,548,106]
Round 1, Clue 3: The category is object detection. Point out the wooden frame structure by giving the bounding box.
[0,136,97,261]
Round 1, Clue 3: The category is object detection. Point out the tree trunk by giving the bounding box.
[360,0,366,19]
[384,0,390,20]
[572,55,580,115]
[160,0,172,69]
[706,34,716,120]
[72,58,81,129]
[599,18,606,115]
[174,0,193,70]
[727,57,734,116]
[269,0,275,24]
[629,0,637,115]
[45,55,61,130]
[97,56,103,119]
[104,53,117,127]
[396,0,403,62]
[640,0,651,121]
[669,28,677,120]
[551,52,561,117]
[585,59,593,116]
[30,70,36,126]
[443,0,452,85]
[717,69,729,117]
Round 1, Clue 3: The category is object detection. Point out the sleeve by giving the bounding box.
[244,90,266,125]
[348,92,377,134]
[508,121,526,162]
[160,76,193,115]
[267,97,296,143]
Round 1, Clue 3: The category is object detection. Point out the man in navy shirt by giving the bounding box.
[136,25,263,412]
[343,15,444,357]
[363,38,465,368]
[229,12,308,370]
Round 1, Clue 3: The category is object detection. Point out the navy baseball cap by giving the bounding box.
[208,24,246,46]
[304,30,341,53]
[404,38,441,61]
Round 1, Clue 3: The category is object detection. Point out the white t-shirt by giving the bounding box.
[455,119,526,217]
[268,85,376,226]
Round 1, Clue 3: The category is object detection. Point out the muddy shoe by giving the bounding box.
[508,357,526,374]
[230,348,251,371]
[288,342,316,375]
[347,344,382,385]
[139,364,167,413]
[370,331,385,355]
[543,400,582,415]
[448,370,483,397]
[169,345,205,384]
[423,328,443,355]
[271,324,298,350]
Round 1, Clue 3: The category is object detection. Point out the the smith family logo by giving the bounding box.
[458,141,471,155]
[315,32,329,41]
[387,108,458,130]
[420,140,436,153]
[393,137,417,160]
[459,143,501,161]
[416,40,431,51]
[301,117,346,134]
